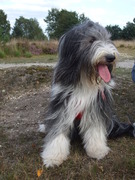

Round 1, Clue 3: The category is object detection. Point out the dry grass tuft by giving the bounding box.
[114,40,135,49]
[114,40,135,60]
[0,39,58,58]
[0,39,135,61]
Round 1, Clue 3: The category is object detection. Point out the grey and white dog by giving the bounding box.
[39,20,118,167]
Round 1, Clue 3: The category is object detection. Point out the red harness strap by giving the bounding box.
[75,90,106,120]
[75,112,83,120]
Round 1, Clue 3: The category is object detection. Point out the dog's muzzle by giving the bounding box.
[105,54,115,63]
[97,54,115,83]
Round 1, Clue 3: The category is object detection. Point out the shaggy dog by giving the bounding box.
[39,20,119,167]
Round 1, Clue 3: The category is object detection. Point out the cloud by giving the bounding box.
[1,0,135,32]
[1,0,49,12]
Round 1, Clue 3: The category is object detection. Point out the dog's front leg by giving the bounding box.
[81,122,110,160]
[40,83,74,167]
[41,132,70,167]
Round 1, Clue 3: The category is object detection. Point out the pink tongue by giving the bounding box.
[98,64,111,83]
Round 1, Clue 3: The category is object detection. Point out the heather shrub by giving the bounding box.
[42,40,58,54]
[29,40,58,55]
[16,39,30,54]
[29,44,42,55]
[0,39,58,58]
[42,47,57,54]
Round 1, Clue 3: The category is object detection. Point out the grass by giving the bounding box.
[0,49,6,58]
[0,54,58,64]
[0,39,58,62]
[114,40,135,49]
[114,40,135,60]
[0,39,135,64]
[0,67,135,179]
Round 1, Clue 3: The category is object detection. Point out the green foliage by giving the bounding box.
[106,25,122,40]
[1,8,135,42]
[0,9,11,43]
[44,8,89,39]
[122,22,135,40]
[44,9,135,40]
[14,50,21,57]
[0,49,5,58]
[0,39,58,58]
[24,51,32,58]
[106,19,135,40]
[3,43,20,57]
[12,16,47,40]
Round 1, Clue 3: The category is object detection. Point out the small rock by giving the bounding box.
[2,89,6,93]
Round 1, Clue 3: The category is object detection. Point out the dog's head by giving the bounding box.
[57,20,118,86]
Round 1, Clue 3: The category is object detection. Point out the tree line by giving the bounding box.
[0,8,135,43]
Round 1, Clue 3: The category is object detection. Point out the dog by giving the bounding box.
[39,20,119,167]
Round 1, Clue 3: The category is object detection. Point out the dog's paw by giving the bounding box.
[41,134,70,167]
[86,145,110,160]
[41,151,67,167]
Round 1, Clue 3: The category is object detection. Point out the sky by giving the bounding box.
[1,0,135,35]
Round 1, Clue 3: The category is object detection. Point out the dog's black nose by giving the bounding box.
[105,54,115,62]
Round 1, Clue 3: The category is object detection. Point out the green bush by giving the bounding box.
[4,45,19,57]
[24,51,32,58]
[4,47,11,55]
[0,49,6,58]
[16,41,30,53]
[119,44,125,48]
[14,50,21,57]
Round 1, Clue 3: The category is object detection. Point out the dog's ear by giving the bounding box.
[58,28,82,60]
[58,20,94,57]
[54,28,83,86]
[58,34,66,57]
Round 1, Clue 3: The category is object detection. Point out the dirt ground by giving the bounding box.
[0,66,53,141]
[0,66,135,179]
[0,85,50,139]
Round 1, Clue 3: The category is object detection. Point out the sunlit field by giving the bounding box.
[0,39,135,63]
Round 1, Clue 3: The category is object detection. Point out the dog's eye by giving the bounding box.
[89,37,96,43]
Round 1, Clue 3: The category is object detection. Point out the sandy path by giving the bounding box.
[0,60,134,69]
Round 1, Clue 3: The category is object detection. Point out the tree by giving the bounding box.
[12,16,46,40]
[44,8,89,39]
[0,9,11,42]
[122,22,135,40]
[106,25,122,40]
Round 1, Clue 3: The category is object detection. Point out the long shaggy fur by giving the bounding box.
[40,20,118,167]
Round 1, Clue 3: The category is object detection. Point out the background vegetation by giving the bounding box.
[0,39,58,59]
[12,16,46,40]
[0,8,135,59]
[44,8,89,39]
[1,8,135,42]
[0,10,10,43]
